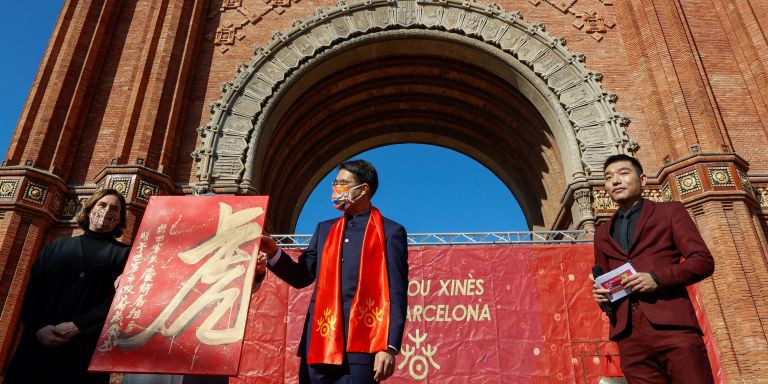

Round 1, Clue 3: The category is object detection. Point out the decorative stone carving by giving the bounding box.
[221,0,243,10]
[707,166,734,187]
[193,0,634,190]
[660,181,673,202]
[61,197,83,220]
[643,189,664,203]
[108,177,132,198]
[528,0,616,42]
[215,25,239,45]
[756,187,768,207]
[737,170,751,194]
[676,170,702,196]
[137,180,160,202]
[22,182,48,205]
[592,190,617,211]
[50,192,63,215]
[0,179,19,199]
[208,0,303,54]
[573,11,614,41]
[572,188,594,224]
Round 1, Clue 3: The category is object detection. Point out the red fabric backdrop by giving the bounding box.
[235,244,723,383]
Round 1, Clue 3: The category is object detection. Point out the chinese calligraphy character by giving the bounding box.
[100,203,264,350]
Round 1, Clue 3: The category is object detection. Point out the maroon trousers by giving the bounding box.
[617,303,714,384]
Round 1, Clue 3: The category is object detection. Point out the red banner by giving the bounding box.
[237,244,722,383]
[90,196,269,376]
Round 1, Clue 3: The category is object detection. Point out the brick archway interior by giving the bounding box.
[195,0,637,232]
[249,34,564,232]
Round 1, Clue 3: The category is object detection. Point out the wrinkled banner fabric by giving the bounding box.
[235,244,722,383]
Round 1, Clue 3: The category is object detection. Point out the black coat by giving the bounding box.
[5,232,129,384]
[268,211,409,365]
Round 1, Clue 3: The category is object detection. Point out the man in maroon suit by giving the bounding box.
[592,154,715,384]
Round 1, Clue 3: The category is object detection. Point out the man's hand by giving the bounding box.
[622,272,658,293]
[592,284,611,304]
[35,325,70,346]
[54,322,80,339]
[373,349,396,382]
[252,252,269,294]
[255,252,268,276]
[260,236,278,258]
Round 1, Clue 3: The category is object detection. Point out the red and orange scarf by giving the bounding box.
[307,207,390,365]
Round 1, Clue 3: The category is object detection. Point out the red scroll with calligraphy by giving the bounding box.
[89,196,269,376]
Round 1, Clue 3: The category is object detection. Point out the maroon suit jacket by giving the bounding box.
[594,199,715,340]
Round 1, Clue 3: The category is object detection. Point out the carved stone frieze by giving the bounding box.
[572,188,595,227]
[528,0,616,42]
[108,177,132,198]
[737,170,752,194]
[0,179,19,199]
[592,190,617,211]
[136,180,160,203]
[756,187,768,208]
[22,182,48,205]
[660,181,673,202]
[193,0,634,190]
[208,0,303,54]
[676,170,702,196]
[707,166,734,187]
[643,189,665,203]
[61,197,85,220]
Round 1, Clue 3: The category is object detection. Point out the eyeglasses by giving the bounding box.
[332,179,359,187]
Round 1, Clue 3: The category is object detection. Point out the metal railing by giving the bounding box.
[272,230,593,248]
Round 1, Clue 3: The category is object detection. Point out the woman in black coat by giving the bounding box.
[5,188,130,384]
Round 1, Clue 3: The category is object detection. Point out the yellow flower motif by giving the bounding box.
[357,298,384,328]
[316,308,337,338]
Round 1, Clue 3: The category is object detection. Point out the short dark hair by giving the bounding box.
[603,154,644,175]
[77,188,127,237]
[338,159,379,197]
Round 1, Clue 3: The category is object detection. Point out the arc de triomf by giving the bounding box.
[1,0,767,382]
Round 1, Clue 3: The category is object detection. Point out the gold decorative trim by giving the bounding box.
[676,170,702,196]
[707,166,733,187]
[108,177,132,198]
[0,179,19,199]
[22,182,48,205]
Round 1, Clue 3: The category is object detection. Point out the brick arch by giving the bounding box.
[192,0,635,231]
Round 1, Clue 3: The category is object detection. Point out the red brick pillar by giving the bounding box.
[0,210,55,369]
[689,199,768,380]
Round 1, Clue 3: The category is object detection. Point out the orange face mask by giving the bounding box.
[331,183,363,211]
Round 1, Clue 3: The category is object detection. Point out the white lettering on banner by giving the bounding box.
[406,304,491,322]
[437,279,484,296]
[98,203,263,351]
[408,280,431,297]
[398,329,440,380]
[405,278,490,322]
[408,279,485,297]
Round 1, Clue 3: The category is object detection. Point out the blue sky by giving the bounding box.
[1,2,528,235]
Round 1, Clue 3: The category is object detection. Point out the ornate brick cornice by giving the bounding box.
[0,164,177,224]
[591,153,759,224]
[0,166,69,222]
[91,165,176,208]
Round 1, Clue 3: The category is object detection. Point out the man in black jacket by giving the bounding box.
[259,160,408,384]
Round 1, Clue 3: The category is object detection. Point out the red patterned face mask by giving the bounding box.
[331,184,364,211]
[89,206,120,233]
